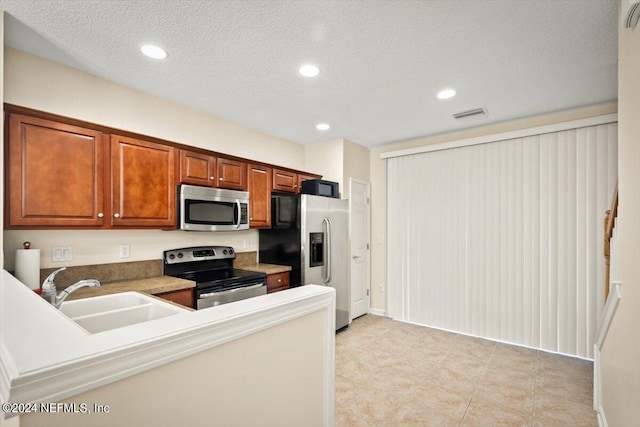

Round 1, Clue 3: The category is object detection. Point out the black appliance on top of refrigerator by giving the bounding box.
[259,192,350,330]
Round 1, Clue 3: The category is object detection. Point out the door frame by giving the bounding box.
[349,177,371,320]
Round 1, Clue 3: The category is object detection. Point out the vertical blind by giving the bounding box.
[387,123,617,358]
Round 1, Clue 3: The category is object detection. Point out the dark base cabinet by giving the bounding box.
[155,288,194,309]
[267,272,290,294]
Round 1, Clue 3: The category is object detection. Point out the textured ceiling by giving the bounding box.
[0,0,618,148]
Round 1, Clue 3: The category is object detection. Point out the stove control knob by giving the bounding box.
[168,254,175,260]
[229,248,234,254]
[223,249,228,255]
[177,252,184,259]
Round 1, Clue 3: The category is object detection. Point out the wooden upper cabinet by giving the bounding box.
[179,150,216,187]
[217,157,247,190]
[179,150,246,190]
[272,168,298,193]
[111,135,176,228]
[247,164,272,228]
[5,107,321,230]
[297,173,317,192]
[6,113,106,227]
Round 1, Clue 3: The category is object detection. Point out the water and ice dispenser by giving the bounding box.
[309,232,324,267]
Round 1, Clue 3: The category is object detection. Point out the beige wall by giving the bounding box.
[368,102,618,313]
[17,310,328,427]
[304,138,371,200]
[3,229,259,270]
[4,49,305,168]
[2,48,307,269]
[599,3,640,424]
[342,138,370,200]
[305,138,344,194]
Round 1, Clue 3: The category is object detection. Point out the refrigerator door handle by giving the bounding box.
[323,217,332,283]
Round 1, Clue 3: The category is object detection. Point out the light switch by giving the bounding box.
[52,246,63,262]
[52,246,72,262]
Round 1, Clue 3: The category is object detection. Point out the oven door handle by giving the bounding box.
[199,282,265,299]
[235,200,242,229]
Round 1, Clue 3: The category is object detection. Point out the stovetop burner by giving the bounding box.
[175,268,265,286]
[163,246,267,291]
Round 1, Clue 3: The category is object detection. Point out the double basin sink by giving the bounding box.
[59,292,188,334]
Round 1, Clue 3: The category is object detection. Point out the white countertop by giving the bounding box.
[0,270,335,410]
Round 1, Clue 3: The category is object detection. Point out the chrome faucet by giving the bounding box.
[41,267,101,309]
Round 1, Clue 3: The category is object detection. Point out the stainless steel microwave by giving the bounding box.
[179,184,250,231]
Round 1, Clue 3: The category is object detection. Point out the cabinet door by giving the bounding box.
[297,173,318,194]
[155,289,194,309]
[247,164,272,228]
[218,157,247,190]
[267,272,290,293]
[111,135,176,228]
[179,150,216,187]
[272,168,298,193]
[7,114,105,227]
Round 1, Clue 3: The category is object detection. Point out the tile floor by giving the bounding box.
[335,314,597,427]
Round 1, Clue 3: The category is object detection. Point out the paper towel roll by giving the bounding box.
[15,249,41,290]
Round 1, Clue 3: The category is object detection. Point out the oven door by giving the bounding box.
[196,282,267,309]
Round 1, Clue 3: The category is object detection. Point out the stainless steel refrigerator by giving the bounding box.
[259,193,350,330]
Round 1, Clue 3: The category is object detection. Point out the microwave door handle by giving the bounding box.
[235,200,241,229]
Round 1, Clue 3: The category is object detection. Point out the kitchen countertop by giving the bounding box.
[66,276,196,300]
[0,270,335,410]
[236,263,292,275]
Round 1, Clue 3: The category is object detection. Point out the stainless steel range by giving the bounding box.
[163,246,267,309]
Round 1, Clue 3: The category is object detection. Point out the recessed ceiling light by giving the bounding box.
[141,44,168,59]
[437,89,456,99]
[299,64,320,77]
[316,123,330,131]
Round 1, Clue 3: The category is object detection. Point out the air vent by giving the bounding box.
[453,108,486,119]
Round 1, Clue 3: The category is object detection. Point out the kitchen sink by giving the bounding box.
[59,292,187,334]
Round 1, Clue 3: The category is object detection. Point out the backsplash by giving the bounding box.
[41,260,163,289]
[39,251,259,290]
[234,251,257,266]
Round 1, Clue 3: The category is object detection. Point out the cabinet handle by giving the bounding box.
[219,177,224,181]
[97,213,104,218]
[209,176,215,180]
[250,217,253,220]
[114,213,120,218]
[294,184,297,188]
[277,279,282,283]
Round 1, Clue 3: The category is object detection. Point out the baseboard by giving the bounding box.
[597,404,608,427]
[368,308,386,317]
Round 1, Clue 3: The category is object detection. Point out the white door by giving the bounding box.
[349,178,370,319]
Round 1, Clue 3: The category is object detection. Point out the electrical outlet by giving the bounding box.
[52,246,73,262]
[119,245,131,258]
[378,282,384,293]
